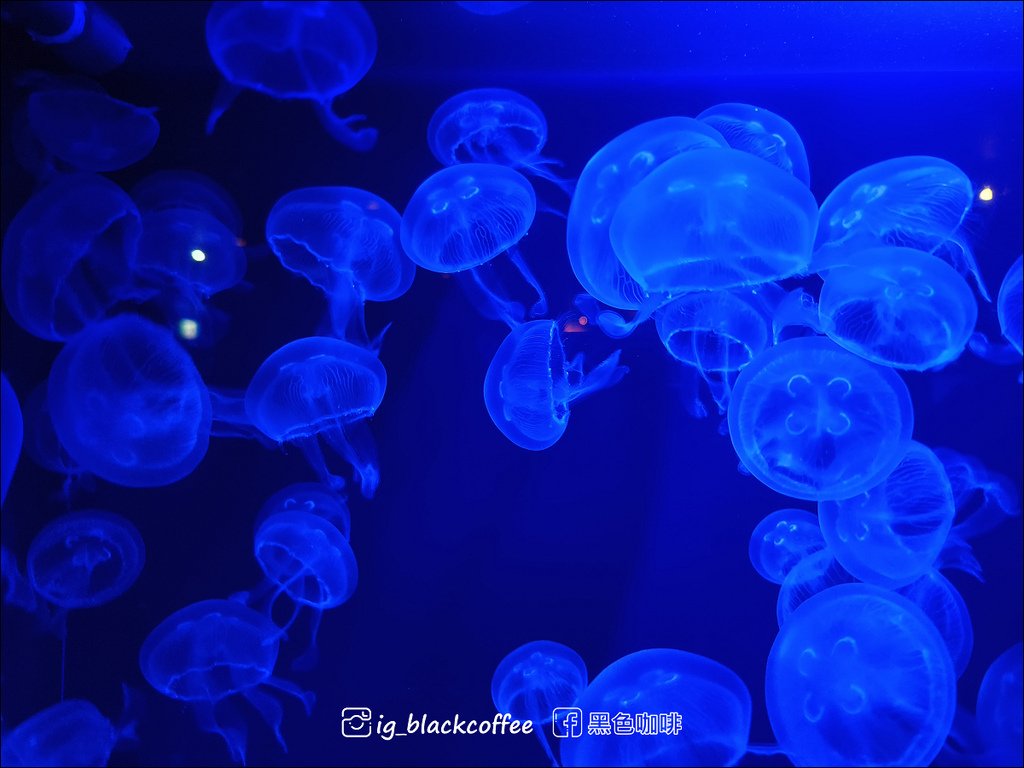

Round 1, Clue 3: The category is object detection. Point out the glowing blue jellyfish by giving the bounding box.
[266,187,414,347]
[562,649,751,767]
[48,315,212,487]
[776,548,857,627]
[728,336,914,501]
[139,598,314,764]
[456,1,530,14]
[401,163,545,326]
[766,583,956,767]
[1,173,142,341]
[897,569,974,678]
[491,640,587,765]
[205,1,377,151]
[1,373,23,508]
[568,117,728,337]
[818,441,955,589]
[0,699,121,767]
[975,642,1023,766]
[696,102,810,186]
[483,319,627,450]
[970,254,1024,367]
[242,337,386,498]
[257,482,351,541]
[1,1,131,75]
[131,170,243,237]
[428,88,572,194]
[748,508,825,585]
[817,247,977,370]
[813,156,988,299]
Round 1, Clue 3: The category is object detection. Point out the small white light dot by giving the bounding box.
[190,249,207,262]
[178,318,199,340]
[979,187,994,202]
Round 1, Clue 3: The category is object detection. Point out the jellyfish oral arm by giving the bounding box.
[313,102,378,153]
[968,332,1022,366]
[573,292,662,339]
[204,80,242,135]
[505,245,548,318]
[322,420,380,499]
[565,349,629,406]
[209,388,268,442]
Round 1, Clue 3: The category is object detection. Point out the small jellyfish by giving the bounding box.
[0,699,121,767]
[1,173,142,341]
[47,315,212,487]
[491,640,587,765]
[256,482,351,541]
[813,155,988,299]
[728,336,914,502]
[205,1,377,151]
[766,583,956,767]
[1,373,23,508]
[139,598,314,764]
[975,642,1023,766]
[401,163,545,326]
[696,102,810,186]
[266,187,414,347]
[483,319,628,450]
[897,569,974,678]
[818,441,955,589]
[428,88,573,194]
[817,247,978,370]
[748,508,825,585]
[561,649,752,767]
[567,117,728,337]
[969,254,1024,366]
[776,548,857,627]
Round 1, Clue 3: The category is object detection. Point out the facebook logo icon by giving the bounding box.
[551,707,583,738]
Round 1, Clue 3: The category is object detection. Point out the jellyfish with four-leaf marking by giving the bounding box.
[139,598,315,764]
[1,173,142,342]
[47,314,212,488]
[728,336,914,502]
[1,372,23,508]
[567,116,728,337]
[696,102,810,186]
[483,319,628,450]
[428,88,574,195]
[266,186,415,348]
[812,155,989,299]
[256,482,352,540]
[970,254,1024,369]
[401,163,546,327]
[766,583,957,767]
[0,698,127,768]
[561,648,752,767]
[204,0,378,151]
[491,640,587,765]
[748,508,826,585]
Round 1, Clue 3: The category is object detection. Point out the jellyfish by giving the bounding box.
[696,102,810,186]
[748,508,825,585]
[265,186,414,348]
[1,173,142,341]
[0,699,122,767]
[1,373,23,508]
[205,0,378,151]
[897,569,974,678]
[1,1,131,75]
[483,319,628,450]
[131,170,244,237]
[491,640,587,766]
[813,155,988,299]
[776,548,857,627]
[139,598,315,764]
[561,648,752,767]
[401,163,545,327]
[654,289,769,414]
[728,336,914,502]
[427,88,573,194]
[975,642,1023,766]
[969,254,1024,367]
[256,482,351,541]
[47,314,212,487]
[567,116,729,337]
[455,1,530,14]
[816,247,978,370]
[766,583,957,767]
[818,441,955,589]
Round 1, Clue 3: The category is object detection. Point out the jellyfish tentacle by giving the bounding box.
[465,266,525,329]
[205,80,242,135]
[295,435,346,492]
[772,287,822,342]
[242,688,287,752]
[566,349,628,405]
[322,419,379,499]
[313,101,378,153]
[574,291,661,339]
[505,245,547,318]
[291,609,323,672]
[938,234,991,302]
[326,276,371,347]
[968,331,1021,365]
[264,675,316,715]
[194,700,248,766]
[523,156,576,197]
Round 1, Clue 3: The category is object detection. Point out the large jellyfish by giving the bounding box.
[970,254,1024,367]
[1,373,23,508]
[975,642,1023,766]
[401,163,545,326]
[47,314,212,487]
[483,319,628,450]
[205,1,378,151]
[748,508,825,585]
[817,441,955,589]
[491,640,587,765]
[766,583,956,767]
[427,88,573,194]
[139,598,314,764]
[0,699,123,767]
[728,336,914,501]
[897,569,974,678]
[812,155,988,298]
[817,246,977,370]
[561,648,751,767]
[696,102,810,186]
[266,186,414,347]
[1,173,142,341]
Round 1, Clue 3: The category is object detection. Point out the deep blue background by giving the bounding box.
[1,2,1022,766]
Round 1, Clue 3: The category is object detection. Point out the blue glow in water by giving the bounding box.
[975,642,1023,767]
[0,699,120,768]
[898,569,974,679]
[1,372,23,508]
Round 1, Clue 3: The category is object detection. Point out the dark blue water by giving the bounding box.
[1,2,1021,766]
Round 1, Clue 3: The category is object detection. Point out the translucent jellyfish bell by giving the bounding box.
[205,1,377,151]
[728,336,914,501]
[131,170,243,237]
[561,649,752,767]
[483,319,628,450]
[897,569,974,678]
[47,314,212,487]
[748,508,825,585]
[970,254,1024,367]
[975,642,1023,766]
[256,482,351,541]
[0,699,121,767]
[766,583,957,767]
[696,102,810,186]
[1,373,23,508]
